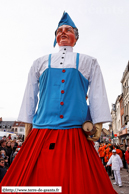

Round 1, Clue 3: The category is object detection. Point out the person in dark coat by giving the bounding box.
[120,143,127,169]
[6,141,12,166]
[0,150,9,169]
[0,158,7,182]
[0,140,7,155]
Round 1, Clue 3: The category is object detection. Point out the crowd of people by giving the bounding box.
[0,135,24,182]
[96,142,129,187]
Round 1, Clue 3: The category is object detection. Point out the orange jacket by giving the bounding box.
[98,146,105,157]
[116,149,123,159]
[108,151,112,158]
[104,147,110,163]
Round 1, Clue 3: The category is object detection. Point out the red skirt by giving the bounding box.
[1,128,117,194]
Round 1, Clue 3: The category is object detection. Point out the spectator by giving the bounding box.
[0,158,7,182]
[17,141,23,148]
[13,137,18,147]
[12,148,20,161]
[6,137,9,143]
[125,146,129,172]
[106,149,123,187]
[10,141,15,164]
[10,140,15,150]
[98,144,105,165]
[2,136,6,140]
[104,145,110,168]
[119,143,126,169]
[114,145,123,159]
[0,150,9,169]
[106,146,112,176]
[0,140,7,154]
[6,141,12,166]
[8,134,11,140]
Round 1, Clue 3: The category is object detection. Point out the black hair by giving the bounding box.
[0,157,5,162]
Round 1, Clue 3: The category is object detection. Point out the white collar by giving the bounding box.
[59,46,73,52]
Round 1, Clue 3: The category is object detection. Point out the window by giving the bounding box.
[122,115,124,127]
[15,128,17,132]
[20,128,24,132]
[128,102,129,115]
[119,120,120,129]
[121,99,124,109]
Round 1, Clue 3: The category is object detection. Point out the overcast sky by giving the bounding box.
[0,0,129,129]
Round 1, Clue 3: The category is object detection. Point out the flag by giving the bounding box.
[111,130,114,139]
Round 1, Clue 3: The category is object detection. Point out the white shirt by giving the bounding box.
[18,46,111,125]
[107,154,123,170]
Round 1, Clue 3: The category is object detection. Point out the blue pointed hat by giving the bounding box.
[54,12,77,47]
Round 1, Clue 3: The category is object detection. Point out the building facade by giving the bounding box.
[11,121,25,136]
[120,61,129,144]
[0,120,15,132]
[111,94,128,144]
[0,118,25,138]
[121,61,129,124]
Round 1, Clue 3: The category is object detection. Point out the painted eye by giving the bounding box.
[57,30,62,34]
[67,29,74,33]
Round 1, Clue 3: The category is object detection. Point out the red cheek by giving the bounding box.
[68,33,76,46]
[56,34,61,45]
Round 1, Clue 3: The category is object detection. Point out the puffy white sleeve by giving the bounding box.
[88,59,112,124]
[18,61,39,123]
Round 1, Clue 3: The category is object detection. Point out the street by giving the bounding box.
[110,168,129,194]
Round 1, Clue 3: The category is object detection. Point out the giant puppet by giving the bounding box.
[1,12,117,194]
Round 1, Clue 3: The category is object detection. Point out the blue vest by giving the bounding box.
[33,53,89,129]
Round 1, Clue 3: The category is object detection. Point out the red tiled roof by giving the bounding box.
[12,121,25,127]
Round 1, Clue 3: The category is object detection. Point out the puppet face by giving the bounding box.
[56,25,76,47]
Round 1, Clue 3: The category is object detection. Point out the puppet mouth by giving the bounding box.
[61,35,68,39]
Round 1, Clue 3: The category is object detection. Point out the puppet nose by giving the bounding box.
[62,28,67,34]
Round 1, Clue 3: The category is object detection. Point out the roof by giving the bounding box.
[121,61,129,83]
[0,121,15,126]
[12,121,25,127]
